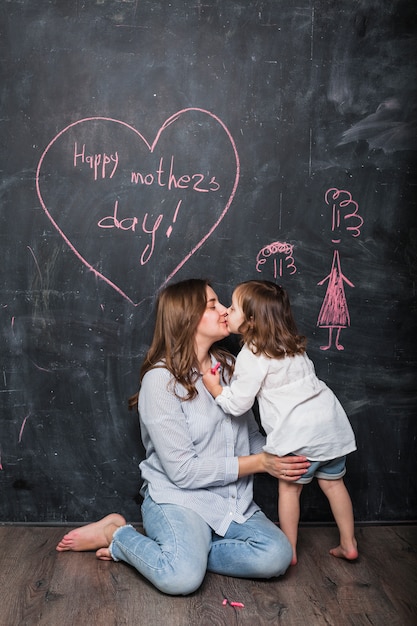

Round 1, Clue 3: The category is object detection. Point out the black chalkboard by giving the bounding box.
[1,0,416,524]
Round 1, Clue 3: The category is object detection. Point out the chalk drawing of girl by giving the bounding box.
[317,249,354,351]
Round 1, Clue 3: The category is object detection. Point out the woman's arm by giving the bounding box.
[238,452,310,481]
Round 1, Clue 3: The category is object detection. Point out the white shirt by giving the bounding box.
[215,345,356,461]
[138,361,265,536]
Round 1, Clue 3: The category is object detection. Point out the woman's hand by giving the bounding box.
[238,452,310,480]
[262,452,310,481]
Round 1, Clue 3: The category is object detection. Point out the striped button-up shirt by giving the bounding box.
[138,360,265,536]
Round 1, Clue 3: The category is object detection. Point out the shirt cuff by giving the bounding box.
[224,456,239,483]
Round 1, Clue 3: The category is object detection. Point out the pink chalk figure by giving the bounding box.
[256,241,296,278]
[317,250,354,351]
[317,188,364,351]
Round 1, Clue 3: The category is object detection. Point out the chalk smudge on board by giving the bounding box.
[19,414,30,443]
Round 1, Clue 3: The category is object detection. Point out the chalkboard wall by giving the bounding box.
[1,0,416,524]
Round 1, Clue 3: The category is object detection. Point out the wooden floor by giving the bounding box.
[1,524,416,626]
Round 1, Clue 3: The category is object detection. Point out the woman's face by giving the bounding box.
[226,290,245,334]
[195,286,229,344]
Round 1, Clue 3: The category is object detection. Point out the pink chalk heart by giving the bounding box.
[36,108,240,306]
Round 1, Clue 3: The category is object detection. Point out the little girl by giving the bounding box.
[203,279,358,565]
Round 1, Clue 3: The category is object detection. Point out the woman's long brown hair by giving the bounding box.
[234,280,306,358]
[128,278,234,410]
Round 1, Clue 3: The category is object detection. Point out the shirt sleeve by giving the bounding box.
[215,346,268,416]
[247,412,266,454]
[139,367,239,490]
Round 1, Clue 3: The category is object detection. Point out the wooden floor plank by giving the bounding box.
[1,525,416,626]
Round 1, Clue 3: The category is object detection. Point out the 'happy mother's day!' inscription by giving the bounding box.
[76,143,222,263]
[36,110,240,305]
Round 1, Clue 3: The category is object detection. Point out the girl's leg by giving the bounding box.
[278,479,303,565]
[109,494,212,595]
[208,510,292,579]
[318,478,358,560]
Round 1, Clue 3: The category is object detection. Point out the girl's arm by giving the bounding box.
[205,347,268,416]
[202,367,223,397]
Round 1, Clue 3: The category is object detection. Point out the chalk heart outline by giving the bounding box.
[35,108,240,306]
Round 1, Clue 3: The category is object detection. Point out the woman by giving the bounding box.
[56,279,309,595]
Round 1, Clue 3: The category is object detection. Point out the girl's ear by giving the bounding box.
[249,316,254,329]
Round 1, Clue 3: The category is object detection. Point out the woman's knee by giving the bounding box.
[250,514,293,577]
[247,525,292,578]
[154,561,206,596]
[258,543,292,578]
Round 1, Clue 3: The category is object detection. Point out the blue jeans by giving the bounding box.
[109,492,292,595]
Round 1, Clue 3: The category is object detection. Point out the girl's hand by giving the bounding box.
[262,452,310,481]
[202,367,222,398]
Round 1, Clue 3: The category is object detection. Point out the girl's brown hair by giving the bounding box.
[128,278,233,409]
[234,280,306,358]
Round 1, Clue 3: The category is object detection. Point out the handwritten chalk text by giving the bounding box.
[74,143,119,180]
[97,199,182,265]
[131,156,220,192]
[36,110,241,306]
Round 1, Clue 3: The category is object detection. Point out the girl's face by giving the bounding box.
[195,286,229,343]
[226,290,245,334]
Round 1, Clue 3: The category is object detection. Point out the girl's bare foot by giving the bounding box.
[329,541,358,561]
[56,513,126,552]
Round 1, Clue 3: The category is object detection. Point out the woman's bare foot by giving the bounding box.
[96,547,113,561]
[329,540,358,561]
[56,513,126,552]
